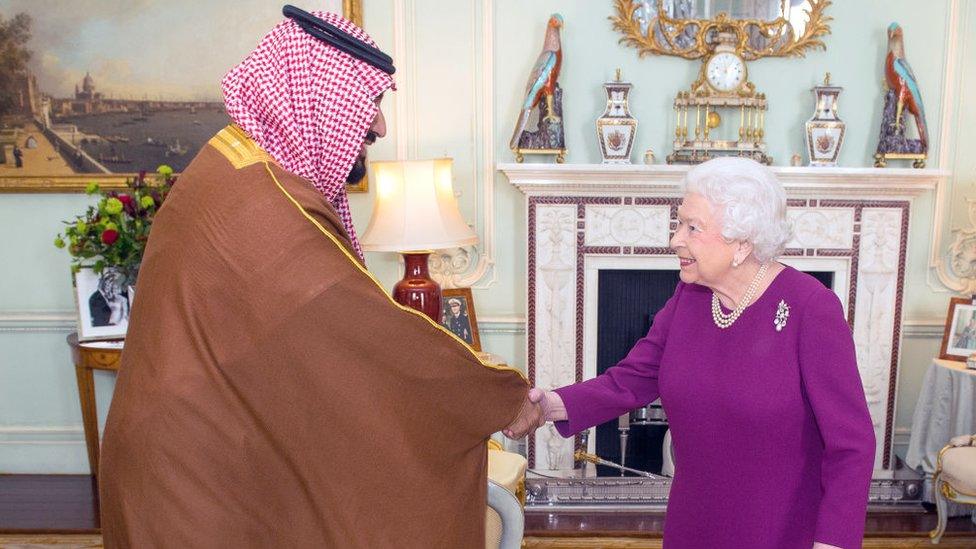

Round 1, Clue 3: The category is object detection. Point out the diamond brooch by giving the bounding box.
[774,300,790,332]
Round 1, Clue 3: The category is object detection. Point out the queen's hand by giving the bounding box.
[502,388,567,439]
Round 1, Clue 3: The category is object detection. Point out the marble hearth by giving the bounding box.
[500,163,948,480]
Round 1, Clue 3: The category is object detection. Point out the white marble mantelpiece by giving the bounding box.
[500,163,949,479]
[500,163,947,197]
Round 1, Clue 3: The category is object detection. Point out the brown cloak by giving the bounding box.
[98,125,528,548]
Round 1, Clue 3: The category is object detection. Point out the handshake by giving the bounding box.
[502,387,567,439]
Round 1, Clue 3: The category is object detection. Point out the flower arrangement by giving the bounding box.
[54,165,176,285]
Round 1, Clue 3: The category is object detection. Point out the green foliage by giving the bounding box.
[55,166,176,286]
[0,13,32,118]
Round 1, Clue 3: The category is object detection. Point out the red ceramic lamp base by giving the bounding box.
[392,251,442,321]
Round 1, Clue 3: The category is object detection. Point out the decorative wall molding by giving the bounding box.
[429,0,498,289]
[0,425,84,445]
[934,199,976,294]
[391,0,417,160]
[481,318,946,339]
[928,0,970,293]
[0,426,89,474]
[0,311,531,336]
[902,318,947,339]
[0,311,75,333]
[893,426,913,449]
[479,316,527,335]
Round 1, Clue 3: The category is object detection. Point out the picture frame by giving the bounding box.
[72,267,132,342]
[440,288,482,352]
[940,296,976,362]
[0,0,368,194]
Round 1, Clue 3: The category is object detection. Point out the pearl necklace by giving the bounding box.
[711,262,769,329]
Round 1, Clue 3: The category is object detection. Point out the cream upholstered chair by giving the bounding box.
[486,439,527,549]
[930,434,976,544]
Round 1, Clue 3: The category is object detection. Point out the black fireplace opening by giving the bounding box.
[594,268,835,477]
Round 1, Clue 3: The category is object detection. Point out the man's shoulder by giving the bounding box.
[207,125,276,169]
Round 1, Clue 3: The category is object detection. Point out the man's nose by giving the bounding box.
[371,107,386,139]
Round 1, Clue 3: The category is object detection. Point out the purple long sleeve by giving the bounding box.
[798,287,876,548]
[553,283,683,437]
[546,267,876,549]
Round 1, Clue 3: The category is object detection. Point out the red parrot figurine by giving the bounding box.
[509,14,563,151]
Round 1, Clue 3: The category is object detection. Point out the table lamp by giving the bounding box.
[361,158,478,320]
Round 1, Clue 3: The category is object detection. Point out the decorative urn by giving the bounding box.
[805,72,846,166]
[596,69,638,164]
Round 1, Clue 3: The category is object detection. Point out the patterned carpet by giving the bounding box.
[0,535,102,548]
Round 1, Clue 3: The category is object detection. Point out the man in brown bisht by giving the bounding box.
[99,6,540,548]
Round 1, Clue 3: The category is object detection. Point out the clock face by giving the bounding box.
[705,52,746,92]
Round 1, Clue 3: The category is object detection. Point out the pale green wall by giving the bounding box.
[1,1,973,473]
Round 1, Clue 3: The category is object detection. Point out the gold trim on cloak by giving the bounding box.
[260,161,527,382]
[210,123,527,382]
[208,125,276,169]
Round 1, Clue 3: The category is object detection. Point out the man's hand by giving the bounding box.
[503,389,547,439]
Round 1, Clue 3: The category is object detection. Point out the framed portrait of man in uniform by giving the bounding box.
[440,288,481,352]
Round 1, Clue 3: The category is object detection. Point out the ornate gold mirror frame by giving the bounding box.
[610,0,832,61]
[0,0,366,194]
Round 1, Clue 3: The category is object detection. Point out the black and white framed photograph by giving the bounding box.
[940,296,976,362]
[440,288,481,352]
[72,266,130,341]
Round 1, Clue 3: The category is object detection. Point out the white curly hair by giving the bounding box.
[681,157,793,262]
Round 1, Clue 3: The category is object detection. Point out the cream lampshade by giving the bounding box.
[361,158,477,320]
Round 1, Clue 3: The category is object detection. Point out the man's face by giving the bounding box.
[346,93,386,183]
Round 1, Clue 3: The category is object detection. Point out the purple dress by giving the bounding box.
[554,267,876,549]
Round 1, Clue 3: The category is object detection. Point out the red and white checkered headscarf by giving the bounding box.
[221,11,394,260]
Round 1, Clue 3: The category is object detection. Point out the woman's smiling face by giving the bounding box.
[669,192,737,287]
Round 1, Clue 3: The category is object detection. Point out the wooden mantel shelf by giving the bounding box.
[498,163,949,197]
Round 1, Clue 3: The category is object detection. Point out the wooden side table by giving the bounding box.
[67,333,123,477]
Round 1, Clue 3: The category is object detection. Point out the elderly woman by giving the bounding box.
[506,157,876,549]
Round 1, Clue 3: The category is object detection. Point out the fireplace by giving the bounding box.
[595,268,679,476]
[502,163,943,483]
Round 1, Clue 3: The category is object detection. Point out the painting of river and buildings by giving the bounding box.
[6,70,227,176]
[0,0,361,191]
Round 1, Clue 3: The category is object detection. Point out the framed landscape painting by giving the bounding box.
[0,0,369,193]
